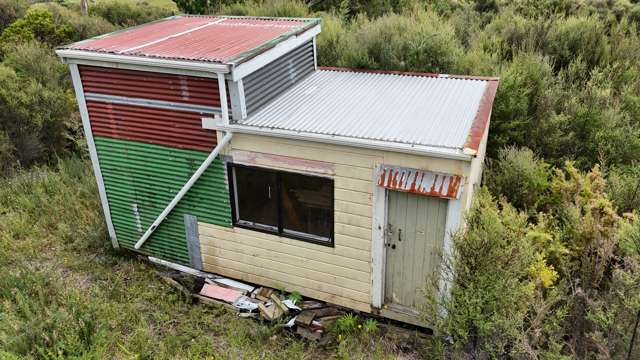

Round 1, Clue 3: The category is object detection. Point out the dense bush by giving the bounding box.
[607,165,640,214]
[89,0,176,26]
[426,189,536,357]
[429,163,640,358]
[485,147,550,213]
[0,43,77,174]
[0,7,72,52]
[545,16,609,71]
[0,0,27,32]
[219,0,311,17]
[35,2,117,41]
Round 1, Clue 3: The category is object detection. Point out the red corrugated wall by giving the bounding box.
[80,65,222,151]
[87,101,217,151]
[79,65,222,107]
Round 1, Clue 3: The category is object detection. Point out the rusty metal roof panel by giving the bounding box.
[238,69,498,156]
[61,16,319,64]
[378,165,463,199]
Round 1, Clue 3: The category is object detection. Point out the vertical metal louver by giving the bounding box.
[242,41,315,116]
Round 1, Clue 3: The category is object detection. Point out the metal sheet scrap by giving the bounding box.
[377,165,463,199]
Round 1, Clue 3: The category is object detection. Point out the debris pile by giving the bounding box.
[156,269,347,341]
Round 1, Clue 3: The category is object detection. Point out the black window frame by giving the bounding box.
[227,163,335,247]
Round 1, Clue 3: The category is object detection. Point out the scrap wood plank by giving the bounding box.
[270,294,289,315]
[254,287,275,302]
[193,294,236,311]
[295,306,343,327]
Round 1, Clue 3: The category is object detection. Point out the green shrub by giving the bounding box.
[0,62,76,169]
[485,146,551,212]
[0,130,16,176]
[34,2,117,41]
[331,9,462,73]
[0,7,72,51]
[334,313,359,334]
[2,40,69,88]
[90,0,175,27]
[0,0,27,32]
[426,189,536,357]
[219,0,311,18]
[545,16,609,71]
[477,10,546,61]
[607,165,640,214]
[489,52,561,159]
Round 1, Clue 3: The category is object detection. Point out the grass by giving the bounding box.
[0,157,425,359]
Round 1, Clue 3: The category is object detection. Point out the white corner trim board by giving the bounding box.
[438,197,463,316]
[217,73,230,125]
[370,165,387,308]
[134,131,234,250]
[69,63,119,249]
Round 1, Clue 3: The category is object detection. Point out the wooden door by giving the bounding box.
[384,191,448,310]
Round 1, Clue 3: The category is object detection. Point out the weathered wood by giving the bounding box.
[384,192,447,309]
[184,214,203,270]
[334,200,372,218]
[201,241,370,290]
[201,254,370,303]
[199,224,371,268]
[201,263,371,312]
[270,294,290,315]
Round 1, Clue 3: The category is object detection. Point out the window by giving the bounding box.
[229,164,334,246]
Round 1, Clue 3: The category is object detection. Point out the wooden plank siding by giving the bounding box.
[199,134,473,313]
[200,135,380,312]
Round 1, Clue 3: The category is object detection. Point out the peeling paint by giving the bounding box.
[377,165,463,199]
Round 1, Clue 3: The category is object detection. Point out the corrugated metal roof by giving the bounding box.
[61,16,319,64]
[237,69,498,156]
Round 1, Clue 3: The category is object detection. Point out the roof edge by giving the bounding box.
[214,122,473,161]
[463,80,499,155]
[319,66,500,81]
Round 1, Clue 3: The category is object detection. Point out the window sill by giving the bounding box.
[233,222,334,248]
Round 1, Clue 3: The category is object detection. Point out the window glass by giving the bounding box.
[233,166,278,230]
[231,164,334,245]
[281,172,333,241]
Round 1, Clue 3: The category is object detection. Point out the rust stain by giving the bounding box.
[377,165,463,200]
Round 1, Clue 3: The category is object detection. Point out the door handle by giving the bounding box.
[398,229,402,242]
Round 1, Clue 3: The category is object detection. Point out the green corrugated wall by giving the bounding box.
[94,136,232,264]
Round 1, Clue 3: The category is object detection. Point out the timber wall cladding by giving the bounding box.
[199,135,377,312]
[81,65,232,264]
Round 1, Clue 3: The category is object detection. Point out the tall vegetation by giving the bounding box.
[428,162,640,358]
[0,0,639,358]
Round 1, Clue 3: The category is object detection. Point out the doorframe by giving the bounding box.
[371,164,387,308]
[370,164,464,310]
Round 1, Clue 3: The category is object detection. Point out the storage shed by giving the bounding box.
[57,15,498,325]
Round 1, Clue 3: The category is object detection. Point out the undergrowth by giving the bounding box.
[0,157,411,359]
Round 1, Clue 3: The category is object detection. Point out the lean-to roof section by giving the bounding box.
[236,68,499,159]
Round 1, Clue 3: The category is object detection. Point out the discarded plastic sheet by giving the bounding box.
[200,283,243,303]
[233,296,259,311]
[285,317,297,328]
[283,299,301,311]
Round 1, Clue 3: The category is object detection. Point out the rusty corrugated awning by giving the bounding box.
[377,165,463,199]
